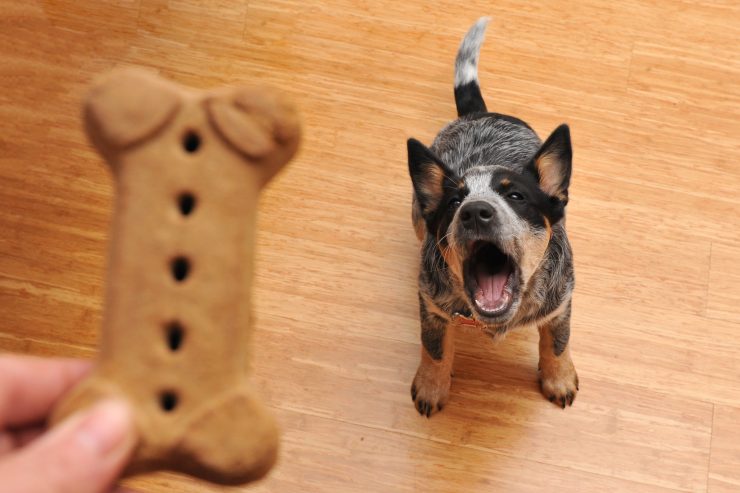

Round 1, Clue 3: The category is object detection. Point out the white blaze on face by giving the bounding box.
[460,166,524,244]
[456,167,551,289]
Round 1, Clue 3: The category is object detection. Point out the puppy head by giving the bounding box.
[408,124,572,324]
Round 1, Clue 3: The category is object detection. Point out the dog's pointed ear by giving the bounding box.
[407,138,454,215]
[84,68,182,152]
[532,124,572,203]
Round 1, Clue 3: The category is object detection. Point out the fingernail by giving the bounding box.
[74,400,133,455]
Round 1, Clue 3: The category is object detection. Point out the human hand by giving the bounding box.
[0,355,137,493]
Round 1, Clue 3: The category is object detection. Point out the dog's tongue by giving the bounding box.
[475,262,511,312]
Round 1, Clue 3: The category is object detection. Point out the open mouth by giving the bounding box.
[464,241,519,318]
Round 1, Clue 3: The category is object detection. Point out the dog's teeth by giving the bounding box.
[474,290,511,314]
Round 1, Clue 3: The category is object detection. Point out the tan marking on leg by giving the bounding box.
[538,321,578,408]
[411,325,455,417]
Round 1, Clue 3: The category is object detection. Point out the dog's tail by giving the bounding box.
[454,17,490,117]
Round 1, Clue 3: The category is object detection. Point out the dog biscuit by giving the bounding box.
[51,68,300,485]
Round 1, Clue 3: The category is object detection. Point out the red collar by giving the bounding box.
[452,311,486,329]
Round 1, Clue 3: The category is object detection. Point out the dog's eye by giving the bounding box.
[448,198,461,209]
[507,192,524,201]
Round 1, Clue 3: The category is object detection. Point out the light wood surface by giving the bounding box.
[1,1,739,492]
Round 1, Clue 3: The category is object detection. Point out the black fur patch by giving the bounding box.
[419,295,447,361]
[454,81,487,117]
[550,302,572,356]
[490,169,565,227]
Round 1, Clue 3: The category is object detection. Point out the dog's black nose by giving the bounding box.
[460,201,495,230]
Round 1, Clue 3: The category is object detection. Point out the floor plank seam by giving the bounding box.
[625,38,637,88]
[0,331,95,354]
[705,403,716,493]
[272,403,694,492]
[704,241,713,317]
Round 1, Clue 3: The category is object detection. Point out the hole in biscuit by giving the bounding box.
[183,131,200,153]
[171,257,190,282]
[166,322,184,351]
[160,391,178,412]
[177,192,196,216]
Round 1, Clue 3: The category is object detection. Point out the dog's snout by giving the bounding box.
[460,201,496,230]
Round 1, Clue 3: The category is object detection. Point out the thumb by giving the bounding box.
[0,399,137,493]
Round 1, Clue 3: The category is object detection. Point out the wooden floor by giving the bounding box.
[2,1,740,491]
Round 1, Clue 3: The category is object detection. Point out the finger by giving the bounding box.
[12,426,45,448]
[0,399,136,493]
[0,355,92,427]
[0,426,45,454]
[0,431,13,455]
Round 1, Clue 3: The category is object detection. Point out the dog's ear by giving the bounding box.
[407,139,454,215]
[532,124,572,203]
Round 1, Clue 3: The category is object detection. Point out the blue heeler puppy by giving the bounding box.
[408,17,578,417]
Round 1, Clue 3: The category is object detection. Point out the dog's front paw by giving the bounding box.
[539,357,579,409]
[411,364,451,418]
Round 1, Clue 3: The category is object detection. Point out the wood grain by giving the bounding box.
[1,1,739,492]
[709,405,740,492]
[708,242,740,324]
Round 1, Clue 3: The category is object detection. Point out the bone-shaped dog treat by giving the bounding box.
[51,68,300,484]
